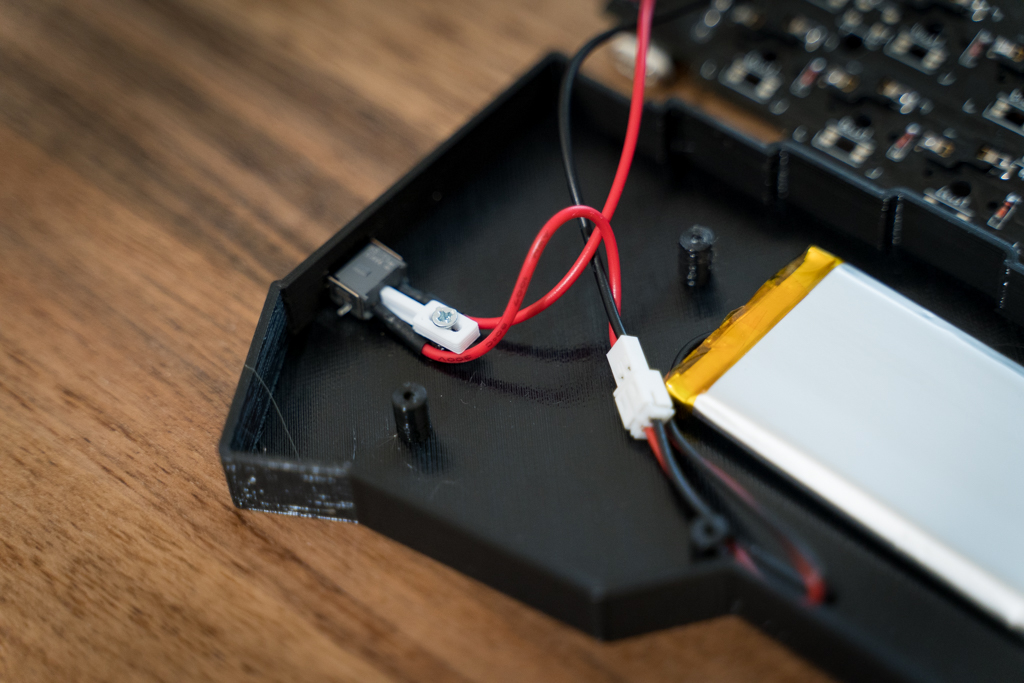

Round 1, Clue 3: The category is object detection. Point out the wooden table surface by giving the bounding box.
[0,1,833,680]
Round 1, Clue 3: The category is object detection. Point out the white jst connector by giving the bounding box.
[606,335,675,439]
[379,286,480,354]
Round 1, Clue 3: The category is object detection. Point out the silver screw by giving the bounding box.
[430,306,458,329]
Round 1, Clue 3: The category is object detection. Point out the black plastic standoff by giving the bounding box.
[689,514,730,555]
[392,382,430,444]
[680,225,716,287]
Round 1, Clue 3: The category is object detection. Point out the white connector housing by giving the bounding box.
[379,286,480,354]
[606,335,675,440]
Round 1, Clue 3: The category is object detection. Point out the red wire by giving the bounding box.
[469,209,621,330]
[649,426,822,605]
[729,541,760,576]
[423,206,620,363]
[702,459,826,606]
[643,426,670,474]
[791,550,828,606]
[602,0,655,222]
[460,0,655,347]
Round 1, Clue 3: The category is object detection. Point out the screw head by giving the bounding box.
[430,306,458,329]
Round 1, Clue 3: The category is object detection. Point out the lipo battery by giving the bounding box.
[666,247,1024,633]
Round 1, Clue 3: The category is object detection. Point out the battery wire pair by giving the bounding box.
[428,0,724,361]
[422,0,658,362]
[661,420,828,605]
[419,0,827,605]
[564,0,824,604]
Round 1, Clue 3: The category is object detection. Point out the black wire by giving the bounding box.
[652,420,715,520]
[653,419,730,552]
[557,1,707,339]
[666,419,826,575]
[671,331,711,370]
[559,25,628,338]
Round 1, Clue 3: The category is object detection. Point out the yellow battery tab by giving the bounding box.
[665,246,843,409]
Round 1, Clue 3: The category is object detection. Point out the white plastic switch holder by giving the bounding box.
[379,286,480,354]
[606,335,675,439]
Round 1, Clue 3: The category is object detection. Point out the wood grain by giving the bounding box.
[0,1,833,680]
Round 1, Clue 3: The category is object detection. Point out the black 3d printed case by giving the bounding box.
[220,56,1024,683]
